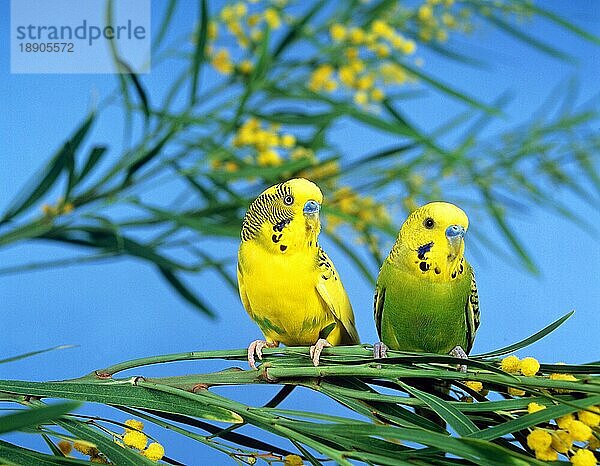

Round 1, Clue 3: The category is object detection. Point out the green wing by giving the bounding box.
[316,247,360,345]
[465,270,480,354]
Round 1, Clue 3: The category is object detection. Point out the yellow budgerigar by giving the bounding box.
[238,178,359,368]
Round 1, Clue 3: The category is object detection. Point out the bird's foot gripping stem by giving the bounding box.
[309,338,332,366]
[247,340,279,370]
[373,341,388,359]
[450,345,468,373]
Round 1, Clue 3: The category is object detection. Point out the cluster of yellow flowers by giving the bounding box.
[526,407,599,464]
[326,186,391,233]
[41,197,74,218]
[209,1,285,76]
[58,439,109,464]
[56,419,165,463]
[222,117,298,169]
[415,0,471,43]
[495,356,599,464]
[122,419,165,462]
[312,17,418,107]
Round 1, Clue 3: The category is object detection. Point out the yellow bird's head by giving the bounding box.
[241,178,324,253]
[392,202,469,280]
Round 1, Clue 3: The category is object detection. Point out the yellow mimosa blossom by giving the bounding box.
[464,381,483,392]
[371,20,394,38]
[354,91,368,106]
[568,420,593,442]
[264,8,281,29]
[142,443,165,462]
[257,149,283,166]
[345,47,359,60]
[211,49,234,75]
[239,59,254,74]
[330,23,347,42]
[527,429,552,451]
[284,454,305,466]
[557,414,575,429]
[280,134,296,148]
[208,21,218,40]
[356,74,375,90]
[90,455,109,464]
[436,29,448,42]
[570,449,597,466]
[551,430,573,454]
[508,387,525,396]
[250,28,264,42]
[578,407,600,427]
[73,440,99,456]
[500,355,520,373]
[371,88,385,101]
[520,357,540,376]
[349,27,366,44]
[57,440,72,455]
[123,431,148,450]
[527,402,546,414]
[442,13,456,27]
[338,66,356,87]
[418,4,434,21]
[124,419,144,431]
[535,448,558,461]
[375,43,390,58]
[309,64,336,92]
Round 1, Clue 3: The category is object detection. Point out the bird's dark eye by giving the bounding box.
[283,195,294,206]
[424,217,435,229]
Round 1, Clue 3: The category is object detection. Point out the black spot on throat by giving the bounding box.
[280,245,288,252]
[419,262,430,272]
[417,242,434,260]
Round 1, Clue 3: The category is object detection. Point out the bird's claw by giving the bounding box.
[373,341,388,359]
[309,338,332,366]
[247,340,278,370]
[450,345,468,373]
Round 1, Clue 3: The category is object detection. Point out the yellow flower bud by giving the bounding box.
[520,357,540,377]
[527,402,546,414]
[330,24,347,42]
[142,442,165,462]
[464,381,483,392]
[570,449,597,466]
[527,429,552,451]
[123,431,148,450]
[124,419,144,432]
[578,407,600,427]
[568,420,593,442]
[500,355,520,374]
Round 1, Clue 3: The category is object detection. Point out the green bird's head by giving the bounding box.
[240,178,324,253]
[393,202,469,281]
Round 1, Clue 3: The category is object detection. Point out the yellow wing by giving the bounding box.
[237,262,253,319]
[315,247,360,345]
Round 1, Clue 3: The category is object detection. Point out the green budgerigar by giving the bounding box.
[373,202,480,366]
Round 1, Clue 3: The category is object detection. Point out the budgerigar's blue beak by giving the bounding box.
[446,224,465,259]
[303,200,320,215]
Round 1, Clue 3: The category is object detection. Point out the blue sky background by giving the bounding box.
[1,1,599,464]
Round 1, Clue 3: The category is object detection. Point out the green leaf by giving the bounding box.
[484,13,574,62]
[397,60,500,115]
[0,379,243,424]
[0,439,91,465]
[0,345,75,365]
[153,0,179,51]
[158,266,217,317]
[398,382,479,436]
[1,113,94,223]
[76,146,107,184]
[473,310,574,358]
[190,0,208,106]
[0,402,80,434]
[125,127,176,181]
[273,1,325,58]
